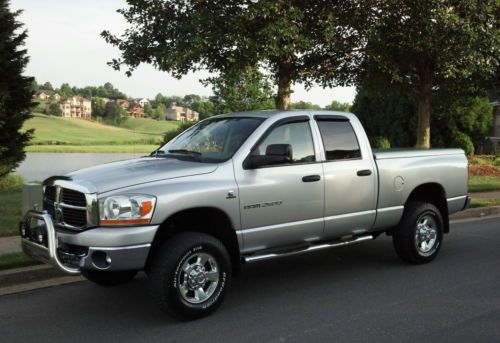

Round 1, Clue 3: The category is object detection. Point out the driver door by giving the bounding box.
[235,118,324,254]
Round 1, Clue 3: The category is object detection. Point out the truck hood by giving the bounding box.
[66,157,218,193]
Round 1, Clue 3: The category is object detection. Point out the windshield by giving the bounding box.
[157,117,264,163]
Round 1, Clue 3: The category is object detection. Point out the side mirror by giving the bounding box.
[244,144,293,169]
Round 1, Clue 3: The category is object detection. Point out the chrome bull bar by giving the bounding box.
[20,209,80,275]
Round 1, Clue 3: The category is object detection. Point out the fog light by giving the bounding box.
[92,251,111,269]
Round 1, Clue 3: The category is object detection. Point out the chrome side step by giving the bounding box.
[242,235,374,263]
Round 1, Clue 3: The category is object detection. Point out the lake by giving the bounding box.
[15,153,144,182]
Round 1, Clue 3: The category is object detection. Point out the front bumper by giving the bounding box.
[20,209,158,275]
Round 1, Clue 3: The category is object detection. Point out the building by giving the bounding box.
[165,106,199,122]
[128,102,145,118]
[59,96,91,119]
[114,99,130,110]
[34,90,60,101]
[136,98,149,108]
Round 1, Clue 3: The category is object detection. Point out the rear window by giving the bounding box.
[316,120,361,161]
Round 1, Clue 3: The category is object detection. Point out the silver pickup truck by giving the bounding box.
[20,110,469,319]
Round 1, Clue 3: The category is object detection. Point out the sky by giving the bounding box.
[11,0,356,107]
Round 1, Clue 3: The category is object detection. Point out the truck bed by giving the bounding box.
[371,148,468,231]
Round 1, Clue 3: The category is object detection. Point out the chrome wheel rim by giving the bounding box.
[178,252,219,304]
[414,214,438,255]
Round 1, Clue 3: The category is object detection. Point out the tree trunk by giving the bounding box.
[275,58,292,110]
[416,64,433,148]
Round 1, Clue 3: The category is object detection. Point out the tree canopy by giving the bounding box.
[102,0,369,110]
[365,0,499,147]
[0,1,34,177]
[208,67,274,113]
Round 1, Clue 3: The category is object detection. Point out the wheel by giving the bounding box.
[81,269,137,286]
[149,232,231,320]
[392,201,444,264]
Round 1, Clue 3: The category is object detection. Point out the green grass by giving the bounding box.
[0,252,40,271]
[470,198,500,208]
[118,117,180,135]
[26,144,159,153]
[23,113,177,146]
[0,175,23,237]
[468,176,500,193]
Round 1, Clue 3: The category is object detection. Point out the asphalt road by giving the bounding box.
[1,216,499,343]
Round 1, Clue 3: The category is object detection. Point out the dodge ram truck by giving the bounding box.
[20,110,469,319]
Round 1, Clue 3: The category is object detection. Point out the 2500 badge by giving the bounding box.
[244,201,283,210]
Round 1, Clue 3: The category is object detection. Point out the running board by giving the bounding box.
[242,235,374,263]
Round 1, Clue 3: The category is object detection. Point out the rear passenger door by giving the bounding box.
[314,116,377,239]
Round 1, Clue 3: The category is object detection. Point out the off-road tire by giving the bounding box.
[81,269,138,286]
[149,232,231,320]
[392,201,444,264]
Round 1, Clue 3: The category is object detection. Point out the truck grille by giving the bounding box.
[61,188,87,207]
[43,186,88,230]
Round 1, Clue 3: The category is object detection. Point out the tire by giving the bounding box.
[149,232,231,320]
[81,269,138,286]
[392,201,444,264]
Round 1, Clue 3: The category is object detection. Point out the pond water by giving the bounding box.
[14,153,143,182]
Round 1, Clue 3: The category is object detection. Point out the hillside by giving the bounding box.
[23,114,180,153]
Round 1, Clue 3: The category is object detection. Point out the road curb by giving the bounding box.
[0,264,84,296]
[1,205,499,296]
[449,205,500,221]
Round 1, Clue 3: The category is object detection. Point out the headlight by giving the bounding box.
[99,194,156,226]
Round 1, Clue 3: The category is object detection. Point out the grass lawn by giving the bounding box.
[26,144,159,153]
[0,252,40,271]
[468,176,500,193]
[23,113,176,146]
[118,117,180,134]
[0,175,23,237]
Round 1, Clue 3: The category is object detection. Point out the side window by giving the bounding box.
[316,120,361,161]
[254,121,315,164]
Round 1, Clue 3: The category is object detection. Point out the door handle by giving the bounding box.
[302,175,321,182]
[357,169,372,177]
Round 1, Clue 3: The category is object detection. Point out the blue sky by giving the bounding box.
[12,0,356,106]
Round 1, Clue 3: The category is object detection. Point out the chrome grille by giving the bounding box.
[43,185,88,230]
[61,207,87,227]
[61,188,86,207]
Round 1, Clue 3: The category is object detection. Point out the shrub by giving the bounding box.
[374,136,391,149]
[0,174,23,191]
[452,131,474,156]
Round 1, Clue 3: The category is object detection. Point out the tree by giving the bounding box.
[143,103,154,118]
[102,0,369,110]
[91,98,106,117]
[41,81,53,91]
[367,0,499,147]
[351,71,493,154]
[0,1,35,177]
[106,105,128,126]
[209,67,275,113]
[47,103,62,116]
[154,103,166,120]
[289,101,321,110]
[325,100,351,112]
[59,83,73,97]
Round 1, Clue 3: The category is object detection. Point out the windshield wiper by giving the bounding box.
[168,149,202,156]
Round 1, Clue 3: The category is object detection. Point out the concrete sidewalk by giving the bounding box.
[0,236,20,255]
[469,191,500,199]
